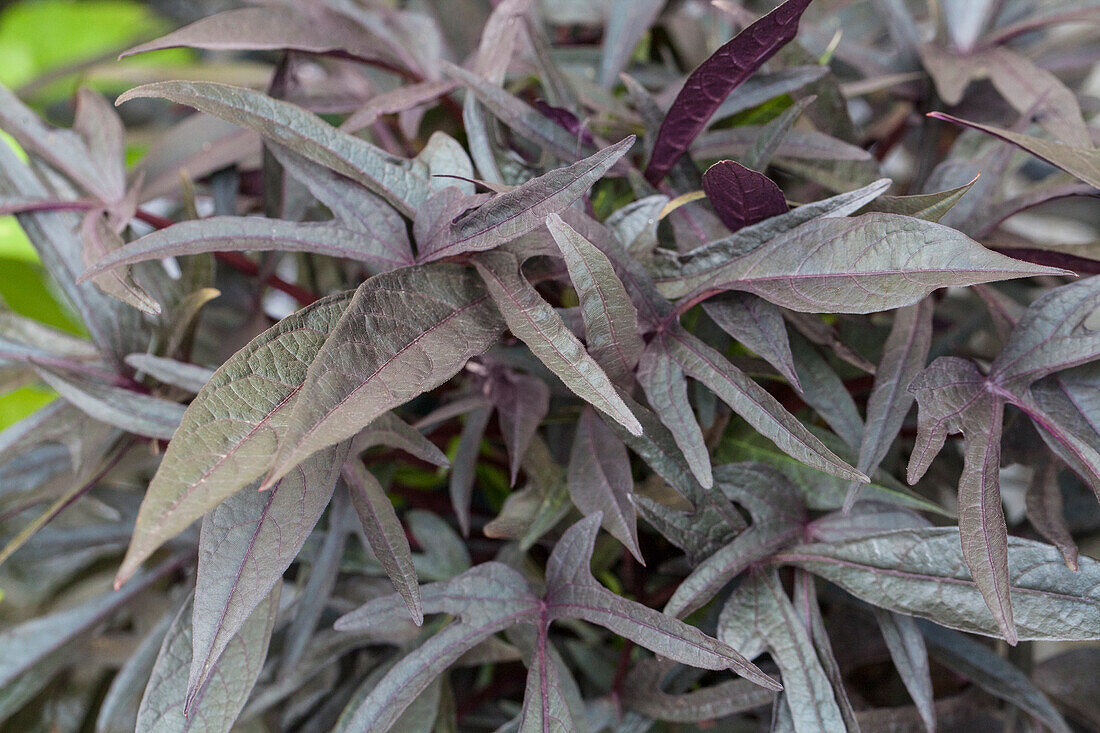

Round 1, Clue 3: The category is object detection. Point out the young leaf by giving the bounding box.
[187,442,347,706]
[419,137,633,262]
[138,586,279,733]
[472,250,642,435]
[546,213,643,384]
[644,0,813,184]
[860,177,978,222]
[778,528,1100,641]
[702,160,789,234]
[567,407,643,563]
[345,459,423,625]
[266,264,504,486]
[117,81,432,217]
[115,292,354,587]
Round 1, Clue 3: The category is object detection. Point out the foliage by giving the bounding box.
[1,0,1100,730]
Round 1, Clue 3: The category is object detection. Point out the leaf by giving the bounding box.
[121,6,395,63]
[545,514,781,690]
[546,213,643,384]
[702,161,789,234]
[334,563,542,732]
[567,407,643,562]
[650,178,893,297]
[187,442,347,705]
[664,523,801,619]
[622,659,776,723]
[491,369,551,485]
[345,459,422,625]
[0,82,117,202]
[859,176,978,222]
[1026,365,1100,502]
[115,292,353,586]
[517,631,576,733]
[718,571,846,732]
[778,527,1100,641]
[472,250,641,435]
[441,61,588,163]
[845,300,932,510]
[990,275,1100,390]
[72,88,127,203]
[82,218,413,282]
[125,354,213,394]
[95,613,173,733]
[788,334,863,451]
[353,412,450,468]
[448,404,491,536]
[908,357,1015,643]
[741,96,815,172]
[984,47,1091,149]
[637,340,713,489]
[919,621,1070,733]
[0,562,174,689]
[80,210,162,315]
[137,586,279,733]
[117,82,431,218]
[660,327,865,482]
[928,112,1100,190]
[599,0,665,87]
[32,363,184,440]
[266,264,504,487]
[873,609,935,733]
[1025,461,1078,571]
[671,213,1069,314]
[419,137,633,262]
[703,293,800,388]
[643,0,813,184]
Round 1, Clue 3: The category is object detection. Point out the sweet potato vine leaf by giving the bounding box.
[908,277,1100,643]
[644,0,813,184]
[702,160,789,234]
[115,292,354,587]
[472,249,642,435]
[334,515,779,732]
[265,264,504,486]
[777,528,1100,641]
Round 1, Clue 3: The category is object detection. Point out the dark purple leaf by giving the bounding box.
[643,0,813,185]
[702,160,789,234]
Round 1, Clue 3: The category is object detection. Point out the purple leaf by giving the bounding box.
[187,442,347,704]
[643,0,813,185]
[490,369,550,486]
[702,160,789,234]
[345,459,423,624]
[567,407,644,562]
[448,404,491,536]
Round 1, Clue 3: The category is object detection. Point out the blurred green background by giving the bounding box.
[0,0,191,429]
